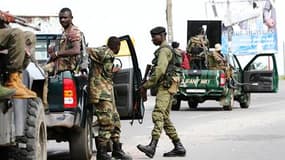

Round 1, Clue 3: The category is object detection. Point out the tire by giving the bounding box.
[171,97,181,111]
[69,113,93,160]
[240,93,251,109]
[13,98,47,160]
[222,89,234,111]
[188,100,198,109]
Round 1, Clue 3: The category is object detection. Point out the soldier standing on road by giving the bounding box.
[0,10,37,99]
[137,26,186,158]
[87,36,132,160]
[42,7,82,109]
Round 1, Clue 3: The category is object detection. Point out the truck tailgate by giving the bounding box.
[180,69,223,91]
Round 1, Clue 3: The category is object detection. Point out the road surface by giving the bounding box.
[48,80,285,160]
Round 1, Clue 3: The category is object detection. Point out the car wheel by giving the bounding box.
[12,98,47,160]
[188,100,198,110]
[171,97,181,111]
[69,111,93,160]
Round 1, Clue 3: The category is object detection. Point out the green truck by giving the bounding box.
[172,20,279,111]
[30,34,144,160]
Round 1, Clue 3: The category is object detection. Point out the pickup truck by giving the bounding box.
[172,20,279,111]
[29,34,144,159]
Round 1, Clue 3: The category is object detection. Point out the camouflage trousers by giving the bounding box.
[0,28,25,72]
[151,85,179,141]
[93,100,121,144]
[0,29,37,71]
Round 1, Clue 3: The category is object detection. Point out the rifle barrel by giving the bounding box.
[14,16,27,23]
[14,19,41,31]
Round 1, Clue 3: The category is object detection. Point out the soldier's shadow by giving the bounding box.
[179,107,227,111]
[47,150,70,160]
[190,107,224,111]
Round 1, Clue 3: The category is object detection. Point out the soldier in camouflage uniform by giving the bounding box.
[186,27,209,69]
[87,36,132,160]
[209,43,232,79]
[137,26,186,158]
[209,43,226,70]
[42,8,82,109]
[0,10,37,99]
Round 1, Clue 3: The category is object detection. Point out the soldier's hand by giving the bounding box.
[49,51,58,60]
[47,45,58,59]
[139,86,147,102]
[47,44,55,53]
[112,66,121,73]
[0,11,15,23]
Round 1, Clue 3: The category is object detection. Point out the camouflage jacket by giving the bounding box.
[87,46,115,103]
[143,41,172,89]
[211,51,227,70]
[186,35,209,55]
[57,25,81,72]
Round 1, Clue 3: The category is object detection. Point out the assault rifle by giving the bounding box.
[139,64,153,102]
[0,11,40,31]
[142,64,153,84]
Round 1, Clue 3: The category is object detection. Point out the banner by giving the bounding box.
[208,0,278,55]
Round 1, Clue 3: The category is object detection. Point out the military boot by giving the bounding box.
[112,142,132,160]
[137,138,158,158]
[5,72,36,99]
[163,139,186,157]
[96,142,112,160]
[17,72,37,97]
[95,136,113,152]
[0,84,16,100]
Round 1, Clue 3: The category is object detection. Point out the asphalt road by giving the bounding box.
[48,80,285,160]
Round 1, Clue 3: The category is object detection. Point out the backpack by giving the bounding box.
[162,45,182,88]
[181,52,191,69]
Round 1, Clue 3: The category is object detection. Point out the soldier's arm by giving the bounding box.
[86,47,104,63]
[213,53,223,64]
[143,48,171,89]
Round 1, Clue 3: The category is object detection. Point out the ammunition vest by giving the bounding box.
[152,45,181,88]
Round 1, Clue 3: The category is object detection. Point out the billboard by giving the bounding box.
[207,0,278,55]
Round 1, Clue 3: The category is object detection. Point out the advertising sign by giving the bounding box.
[208,0,278,55]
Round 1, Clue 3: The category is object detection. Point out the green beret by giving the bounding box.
[150,26,166,35]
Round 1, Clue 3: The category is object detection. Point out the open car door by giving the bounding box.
[113,35,144,122]
[242,53,278,93]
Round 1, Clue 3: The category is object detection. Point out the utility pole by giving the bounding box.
[226,0,233,54]
[166,0,173,43]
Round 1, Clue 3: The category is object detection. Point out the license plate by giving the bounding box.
[186,89,206,93]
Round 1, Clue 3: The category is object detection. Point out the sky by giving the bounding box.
[1,0,207,71]
[1,0,284,74]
